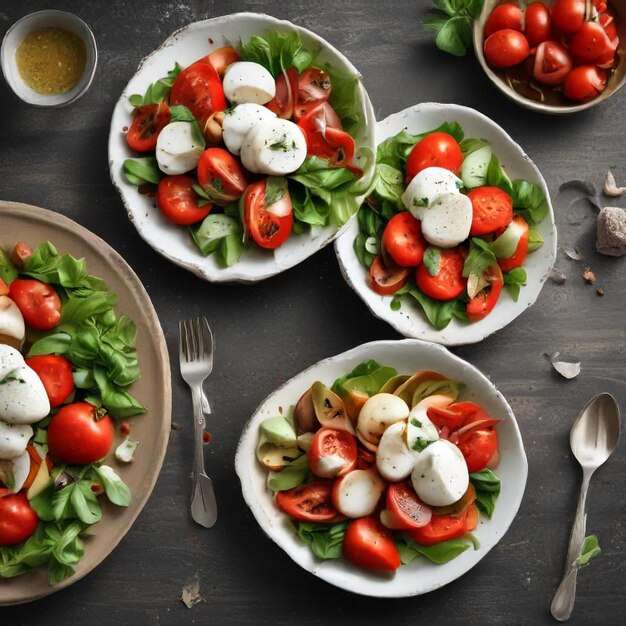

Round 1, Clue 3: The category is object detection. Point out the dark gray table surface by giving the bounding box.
[1,1,625,624]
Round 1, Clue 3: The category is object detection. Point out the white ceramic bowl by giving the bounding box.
[334,103,557,346]
[1,10,97,107]
[108,13,376,283]
[235,339,527,598]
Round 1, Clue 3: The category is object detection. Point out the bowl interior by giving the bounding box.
[1,9,97,107]
[473,0,626,114]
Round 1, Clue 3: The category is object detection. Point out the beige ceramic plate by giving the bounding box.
[0,201,171,605]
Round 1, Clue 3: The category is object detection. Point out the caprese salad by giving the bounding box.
[256,361,501,572]
[0,241,145,584]
[122,30,369,267]
[353,121,548,330]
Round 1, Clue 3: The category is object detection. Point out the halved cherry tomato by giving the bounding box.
[275,480,338,522]
[484,29,530,68]
[497,215,529,272]
[458,429,499,473]
[384,482,432,530]
[485,3,523,37]
[298,104,354,167]
[197,147,247,205]
[406,132,463,181]
[415,248,466,300]
[243,179,293,250]
[551,0,586,34]
[343,517,401,571]
[157,175,212,225]
[9,279,61,330]
[466,263,503,322]
[368,255,410,296]
[464,503,479,532]
[25,354,74,407]
[126,102,171,153]
[266,67,298,119]
[294,67,332,120]
[570,21,615,62]
[533,41,573,86]
[525,2,553,47]
[428,401,490,431]
[356,447,376,470]
[468,186,513,235]
[308,428,358,478]
[169,60,226,125]
[409,508,470,546]
[206,46,240,77]
[563,65,607,102]
[382,212,427,268]
[0,493,39,546]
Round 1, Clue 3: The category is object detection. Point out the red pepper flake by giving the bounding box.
[203,431,212,444]
[119,422,131,435]
[91,483,104,495]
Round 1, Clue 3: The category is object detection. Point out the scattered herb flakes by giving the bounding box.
[602,171,626,197]
[582,268,596,284]
[564,247,584,261]
[544,352,581,380]
[181,574,205,608]
[576,535,601,567]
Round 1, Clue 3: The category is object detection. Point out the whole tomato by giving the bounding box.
[47,402,114,465]
[0,493,39,546]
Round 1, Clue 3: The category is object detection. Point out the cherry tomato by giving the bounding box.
[266,67,299,119]
[47,402,114,465]
[298,104,355,167]
[169,60,227,125]
[206,46,240,77]
[275,480,338,522]
[406,132,463,181]
[0,493,39,546]
[458,429,499,473]
[484,29,530,69]
[384,482,432,531]
[243,179,293,250]
[466,263,504,322]
[533,40,573,86]
[497,215,529,272]
[525,2,553,47]
[9,279,61,331]
[308,428,358,478]
[25,355,74,407]
[570,21,615,62]
[563,65,607,101]
[415,248,466,300]
[10,241,33,268]
[551,0,586,34]
[294,67,332,120]
[409,508,470,545]
[368,255,410,296]
[126,102,171,153]
[467,186,513,235]
[382,212,427,268]
[197,147,247,205]
[356,447,376,471]
[485,3,523,37]
[157,175,212,225]
[343,517,401,572]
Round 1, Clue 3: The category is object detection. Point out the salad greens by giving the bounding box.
[396,534,473,565]
[424,0,485,57]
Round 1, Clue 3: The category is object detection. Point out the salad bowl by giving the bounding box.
[108,12,376,283]
[334,102,557,346]
[235,339,527,598]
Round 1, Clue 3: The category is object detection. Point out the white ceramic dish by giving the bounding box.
[235,339,527,598]
[334,103,557,346]
[108,12,376,283]
[1,10,97,107]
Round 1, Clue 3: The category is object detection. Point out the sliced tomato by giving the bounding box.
[466,263,503,322]
[297,104,354,167]
[169,60,226,125]
[275,480,338,522]
[356,446,376,470]
[382,212,427,268]
[9,279,61,330]
[265,67,298,119]
[206,46,240,77]
[243,179,293,250]
[343,517,401,572]
[533,41,572,86]
[126,102,171,153]
[409,508,470,546]
[497,215,529,272]
[25,354,74,407]
[468,186,513,236]
[10,241,33,268]
[294,67,332,120]
[428,401,490,431]
[415,248,466,300]
[197,147,247,205]
[384,482,432,530]
[368,255,410,296]
[157,175,212,225]
[458,428,499,473]
[308,428,358,478]
[406,132,463,181]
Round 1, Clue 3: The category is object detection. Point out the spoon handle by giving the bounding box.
[550,472,591,622]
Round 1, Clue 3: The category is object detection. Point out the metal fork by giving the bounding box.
[178,316,217,528]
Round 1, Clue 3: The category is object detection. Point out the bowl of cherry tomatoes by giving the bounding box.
[473,0,626,113]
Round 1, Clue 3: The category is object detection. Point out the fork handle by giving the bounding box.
[191,385,207,475]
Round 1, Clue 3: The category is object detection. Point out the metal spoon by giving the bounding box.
[551,393,621,621]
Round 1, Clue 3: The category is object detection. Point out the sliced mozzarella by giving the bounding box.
[421,192,473,248]
[222,103,277,155]
[155,121,204,175]
[405,394,452,450]
[223,61,276,105]
[357,393,410,446]
[332,468,384,518]
[402,167,463,219]
[376,420,416,482]
[0,450,30,493]
[0,420,33,459]
[411,440,469,507]
[0,296,25,348]
[315,453,349,478]
[240,119,307,176]
[0,344,24,377]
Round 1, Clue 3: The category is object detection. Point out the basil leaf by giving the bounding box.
[94,465,132,507]
[169,104,196,122]
[503,267,527,302]
[463,238,496,277]
[27,332,72,356]
[408,288,456,330]
[372,163,404,207]
[128,62,182,106]
[123,157,161,186]
[470,468,501,518]
[294,521,348,560]
[527,225,544,253]
[24,242,88,287]
[486,154,513,196]
[423,247,441,277]
[460,137,490,157]
[435,15,473,57]
[240,31,314,77]
[576,535,601,567]
[0,248,18,284]
[512,179,549,224]
[265,176,287,207]
[192,214,242,256]
[93,367,147,419]
[46,521,85,584]
[357,204,386,238]
[267,455,309,492]
[425,0,484,57]
[325,70,361,136]
[290,157,357,190]
[452,298,469,322]
[332,361,398,396]
[70,482,102,524]
[218,233,246,268]
[396,533,473,565]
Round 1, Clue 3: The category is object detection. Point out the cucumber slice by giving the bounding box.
[491,219,527,259]
[461,145,492,189]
